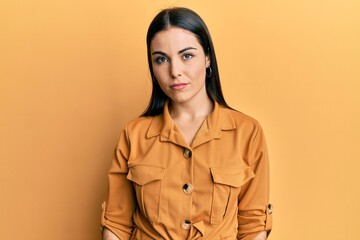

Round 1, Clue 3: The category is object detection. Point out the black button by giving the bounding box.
[181,220,191,230]
[182,183,193,194]
[267,204,273,214]
[183,148,192,159]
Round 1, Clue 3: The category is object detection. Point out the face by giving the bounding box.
[150,27,210,104]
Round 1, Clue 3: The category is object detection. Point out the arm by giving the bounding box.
[101,127,137,239]
[237,124,273,240]
[254,231,267,240]
[102,228,120,240]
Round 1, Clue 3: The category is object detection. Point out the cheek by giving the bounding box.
[153,66,166,82]
[190,58,206,74]
[189,64,206,80]
[152,68,169,91]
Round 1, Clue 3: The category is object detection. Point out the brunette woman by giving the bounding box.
[101,7,273,240]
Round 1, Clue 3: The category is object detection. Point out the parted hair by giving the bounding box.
[142,7,231,116]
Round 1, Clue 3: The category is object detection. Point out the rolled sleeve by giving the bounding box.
[237,124,273,239]
[100,126,136,239]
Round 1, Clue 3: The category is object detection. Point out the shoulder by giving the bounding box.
[125,115,155,133]
[224,108,267,149]
[224,107,262,130]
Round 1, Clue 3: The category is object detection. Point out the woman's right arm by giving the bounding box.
[101,127,137,239]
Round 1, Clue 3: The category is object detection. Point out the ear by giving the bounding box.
[205,55,210,68]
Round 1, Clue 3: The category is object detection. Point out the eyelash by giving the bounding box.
[154,53,194,64]
[155,57,168,64]
[183,53,194,60]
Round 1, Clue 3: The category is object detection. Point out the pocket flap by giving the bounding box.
[210,167,255,187]
[127,165,166,185]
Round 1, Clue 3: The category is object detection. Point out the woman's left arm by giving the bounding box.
[254,231,267,240]
[237,123,273,240]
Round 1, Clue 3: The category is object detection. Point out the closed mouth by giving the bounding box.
[170,83,188,89]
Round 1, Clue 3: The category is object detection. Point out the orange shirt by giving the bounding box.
[101,101,273,239]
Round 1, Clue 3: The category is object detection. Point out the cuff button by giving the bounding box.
[267,204,273,214]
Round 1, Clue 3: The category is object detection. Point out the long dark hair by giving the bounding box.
[142,7,231,116]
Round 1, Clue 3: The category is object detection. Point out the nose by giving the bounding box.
[170,59,182,78]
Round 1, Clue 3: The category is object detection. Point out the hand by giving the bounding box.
[102,228,120,240]
[254,231,267,240]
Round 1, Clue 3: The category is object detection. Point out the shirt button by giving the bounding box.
[183,148,192,159]
[267,204,273,214]
[182,183,193,195]
[181,220,191,230]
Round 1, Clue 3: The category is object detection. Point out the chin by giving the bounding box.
[168,94,191,103]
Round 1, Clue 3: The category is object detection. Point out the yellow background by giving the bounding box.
[1,0,359,239]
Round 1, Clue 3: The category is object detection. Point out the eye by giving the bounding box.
[183,53,193,60]
[154,56,168,64]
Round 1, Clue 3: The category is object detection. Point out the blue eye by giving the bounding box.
[155,57,168,64]
[183,53,193,60]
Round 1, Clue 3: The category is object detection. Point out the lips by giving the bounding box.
[170,83,188,90]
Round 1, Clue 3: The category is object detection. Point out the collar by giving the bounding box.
[146,101,236,148]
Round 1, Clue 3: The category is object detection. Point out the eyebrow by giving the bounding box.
[152,47,197,56]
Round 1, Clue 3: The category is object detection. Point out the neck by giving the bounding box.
[169,96,214,120]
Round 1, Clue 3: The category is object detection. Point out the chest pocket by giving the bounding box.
[127,165,166,222]
[210,167,255,224]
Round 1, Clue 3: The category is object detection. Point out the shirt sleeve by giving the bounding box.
[237,123,273,239]
[100,126,136,239]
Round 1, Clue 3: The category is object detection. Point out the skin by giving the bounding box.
[102,26,267,240]
[255,231,267,240]
[151,27,211,105]
[102,228,117,240]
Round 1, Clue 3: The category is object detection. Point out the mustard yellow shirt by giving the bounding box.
[101,101,273,239]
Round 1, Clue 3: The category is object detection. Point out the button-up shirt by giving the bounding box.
[101,101,272,239]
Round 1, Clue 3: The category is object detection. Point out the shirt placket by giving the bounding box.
[180,146,193,232]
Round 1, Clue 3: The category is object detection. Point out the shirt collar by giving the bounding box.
[146,100,236,148]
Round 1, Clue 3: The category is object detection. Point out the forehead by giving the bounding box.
[150,27,202,52]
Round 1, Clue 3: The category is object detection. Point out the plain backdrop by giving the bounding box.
[1,0,359,239]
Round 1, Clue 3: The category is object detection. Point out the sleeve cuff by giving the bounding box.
[100,201,107,232]
[265,203,273,235]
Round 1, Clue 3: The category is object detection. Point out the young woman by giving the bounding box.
[101,7,272,240]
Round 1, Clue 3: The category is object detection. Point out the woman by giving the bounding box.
[101,7,272,240]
